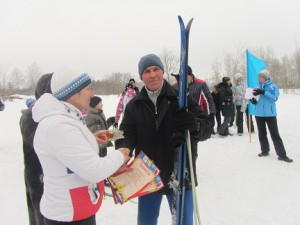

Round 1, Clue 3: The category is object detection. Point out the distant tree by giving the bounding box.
[25,62,41,93]
[281,55,291,92]
[10,67,25,92]
[160,48,179,83]
[6,82,15,96]
[0,63,10,97]
[211,57,222,85]
[292,44,300,87]
[223,44,245,80]
[92,72,135,95]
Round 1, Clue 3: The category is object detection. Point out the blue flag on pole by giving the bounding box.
[246,50,267,115]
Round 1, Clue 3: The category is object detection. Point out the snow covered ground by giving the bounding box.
[0,92,299,225]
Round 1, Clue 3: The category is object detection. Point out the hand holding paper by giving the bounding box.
[97,129,124,142]
[253,88,265,96]
[107,151,164,204]
[249,98,257,104]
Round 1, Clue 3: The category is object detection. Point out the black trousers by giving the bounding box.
[44,215,96,225]
[255,116,287,157]
[229,103,235,126]
[245,104,254,132]
[209,114,215,132]
[219,115,231,136]
[235,105,244,134]
[215,109,221,131]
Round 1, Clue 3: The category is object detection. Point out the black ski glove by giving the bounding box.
[249,98,257,104]
[170,131,186,148]
[253,88,265,96]
[106,116,115,125]
[171,108,197,133]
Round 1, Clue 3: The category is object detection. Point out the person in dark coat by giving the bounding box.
[187,66,216,136]
[211,85,221,133]
[19,73,53,225]
[217,76,233,136]
[186,66,216,117]
[122,78,139,96]
[115,54,211,225]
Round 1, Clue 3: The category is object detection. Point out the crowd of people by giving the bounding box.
[17,53,293,225]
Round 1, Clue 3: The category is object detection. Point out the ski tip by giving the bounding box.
[178,15,184,23]
[187,18,194,27]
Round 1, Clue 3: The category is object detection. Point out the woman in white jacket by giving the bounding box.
[32,67,130,225]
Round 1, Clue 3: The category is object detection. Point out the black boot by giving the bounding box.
[278,156,293,163]
[258,153,269,157]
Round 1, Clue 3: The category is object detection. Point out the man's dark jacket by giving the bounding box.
[115,80,211,194]
[217,82,233,117]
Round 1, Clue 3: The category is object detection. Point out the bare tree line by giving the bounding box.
[0,62,42,98]
[209,45,300,90]
[1,45,300,99]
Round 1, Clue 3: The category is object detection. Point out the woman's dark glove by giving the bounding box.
[253,88,265,96]
[249,98,257,104]
[171,109,197,133]
[113,122,118,129]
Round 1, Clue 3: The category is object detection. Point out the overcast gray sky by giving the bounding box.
[1,0,300,80]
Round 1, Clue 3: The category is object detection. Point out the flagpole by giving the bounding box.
[248,114,252,143]
[246,49,267,144]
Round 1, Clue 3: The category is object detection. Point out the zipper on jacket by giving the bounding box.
[142,101,158,128]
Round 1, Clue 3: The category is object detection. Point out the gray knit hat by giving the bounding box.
[138,54,164,79]
[258,69,270,80]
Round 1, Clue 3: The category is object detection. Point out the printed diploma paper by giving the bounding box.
[107,151,164,204]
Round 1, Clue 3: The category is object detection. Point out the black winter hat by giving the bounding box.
[129,78,136,83]
[222,77,230,83]
[89,96,102,108]
[35,73,53,99]
[187,66,193,75]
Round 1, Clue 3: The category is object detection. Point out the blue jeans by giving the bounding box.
[137,191,194,225]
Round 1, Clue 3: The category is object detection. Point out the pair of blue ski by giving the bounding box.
[171,16,200,225]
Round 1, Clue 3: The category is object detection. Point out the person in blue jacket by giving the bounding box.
[250,69,293,163]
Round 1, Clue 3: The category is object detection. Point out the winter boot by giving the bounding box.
[278,156,293,163]
[258,153,269,157]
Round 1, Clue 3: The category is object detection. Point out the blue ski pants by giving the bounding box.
[137,190,193,225]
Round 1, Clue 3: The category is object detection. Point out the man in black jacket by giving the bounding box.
[217,76,233,136]
[115,54,211,225]
[19,73,53,225]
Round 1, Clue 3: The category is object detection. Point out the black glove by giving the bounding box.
[107,116,115,124]
[113,122,118,129]
[171,108,197,133]
[170,131,186,148]
[253,88,265,96]
[249,98,257,104]
[191,118,212,142]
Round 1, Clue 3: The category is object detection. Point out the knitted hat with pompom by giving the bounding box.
[51,67,91,101]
